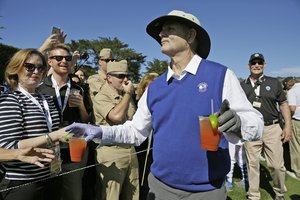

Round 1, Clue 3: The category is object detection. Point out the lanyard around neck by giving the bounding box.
[18,85,52,132]
[250,76,264,97]
[51,75,71,114]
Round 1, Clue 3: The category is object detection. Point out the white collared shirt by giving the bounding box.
[166,54,200,81]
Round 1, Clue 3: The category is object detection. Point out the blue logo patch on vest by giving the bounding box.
[198,82,208,92]
[265,86,271,91]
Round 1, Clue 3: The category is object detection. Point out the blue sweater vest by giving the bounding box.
[147,59,230,192]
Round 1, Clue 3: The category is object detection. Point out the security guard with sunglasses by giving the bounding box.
[241,53,292,200]
[92,60,139,200]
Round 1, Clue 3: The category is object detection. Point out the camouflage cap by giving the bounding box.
[99,48,113,59]
[107,60,128,73]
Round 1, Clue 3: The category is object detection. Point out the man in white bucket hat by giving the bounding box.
[66,10,263,200]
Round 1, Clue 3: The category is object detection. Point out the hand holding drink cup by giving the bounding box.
[65,123,103,142]
[200,99,242,151]
[68,89,81,107]
[64,123,101,162]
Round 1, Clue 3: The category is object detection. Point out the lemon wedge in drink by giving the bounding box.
[62,132,74,142]
[209,114,218,130]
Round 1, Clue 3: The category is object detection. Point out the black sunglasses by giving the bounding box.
[251,61,264,65]
[49,55,72,62]
[24,63,46,73]
[108,73,130,79]
[100,59,115,63]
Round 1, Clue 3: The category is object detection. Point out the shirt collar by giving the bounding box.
[166,55,202,81]
[51,75,71,89]
[103,82,122,100]
[247,74,265,84]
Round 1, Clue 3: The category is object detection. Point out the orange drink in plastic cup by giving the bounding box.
[199,116,221,151]
[69,137,87,162]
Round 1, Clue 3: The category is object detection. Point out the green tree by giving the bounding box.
[0,43,19,84]
[145,58,168,75]
[68,37,146,83]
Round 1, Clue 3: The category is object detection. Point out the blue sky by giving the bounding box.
[1,0,300,79]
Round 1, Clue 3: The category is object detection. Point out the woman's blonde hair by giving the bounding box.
[5,48,47,90]
[136,72,159,98]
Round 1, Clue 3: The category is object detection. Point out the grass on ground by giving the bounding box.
[227,161,300,200]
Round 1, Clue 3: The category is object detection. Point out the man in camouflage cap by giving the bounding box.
[87,48,114,101]
[92,60,139,200]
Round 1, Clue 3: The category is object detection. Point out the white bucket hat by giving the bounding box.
[146,10,211,59]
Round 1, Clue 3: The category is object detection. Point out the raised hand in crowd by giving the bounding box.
[122,79,135,95]
[71,50,80,70]
[38,29,67,54]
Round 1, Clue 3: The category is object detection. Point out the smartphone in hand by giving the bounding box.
[51,26,60,39]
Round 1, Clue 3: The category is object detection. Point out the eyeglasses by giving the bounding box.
[24,63,46,73]
[49,55,72,62]
[100,59,115,63]
[108,73,130,79]
[251,61,264,65]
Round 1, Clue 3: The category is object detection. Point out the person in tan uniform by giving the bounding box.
[87,48,114,102]
[93,60,139,200]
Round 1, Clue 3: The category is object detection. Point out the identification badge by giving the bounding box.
[49,143,62,175]
[253,101,262,108]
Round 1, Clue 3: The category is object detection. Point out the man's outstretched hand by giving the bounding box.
[217,99,242,137]
[65,123,103,141]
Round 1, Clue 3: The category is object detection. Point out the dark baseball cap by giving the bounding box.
[249,53,265,63]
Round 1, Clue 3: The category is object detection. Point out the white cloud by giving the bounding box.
[270,66,300,76]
